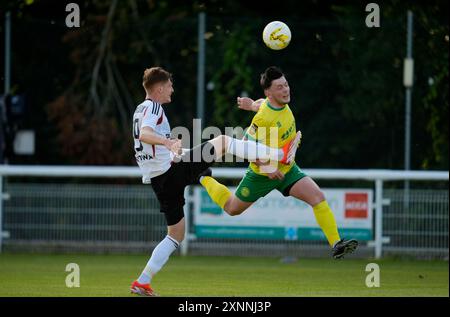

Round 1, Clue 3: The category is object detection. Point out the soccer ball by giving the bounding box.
[262,21,291,50]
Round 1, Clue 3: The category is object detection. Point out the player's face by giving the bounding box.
[159,80,174,104]
[267,76,290,105]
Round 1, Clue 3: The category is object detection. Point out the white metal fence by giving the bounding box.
[0,165,448,259]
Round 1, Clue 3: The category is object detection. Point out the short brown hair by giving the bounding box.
[142,67,172,91]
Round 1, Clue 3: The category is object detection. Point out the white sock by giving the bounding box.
[137,235,179,284]
[226,138,283,161]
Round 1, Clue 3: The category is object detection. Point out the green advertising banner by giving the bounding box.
[194,187,373,241]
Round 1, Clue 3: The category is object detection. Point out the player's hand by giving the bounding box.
[237,97,254,111]
[267,169,285,180]
[171,139,182,155]
[165,139,182,155]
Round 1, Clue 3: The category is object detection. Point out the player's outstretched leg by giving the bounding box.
[207,135,298,164]
[196,132,302,217]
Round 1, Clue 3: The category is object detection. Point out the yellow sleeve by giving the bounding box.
[244,110,266,141]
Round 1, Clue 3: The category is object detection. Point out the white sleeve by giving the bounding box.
[141,102,163,129]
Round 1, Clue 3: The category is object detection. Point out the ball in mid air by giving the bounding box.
[262,21,291,50]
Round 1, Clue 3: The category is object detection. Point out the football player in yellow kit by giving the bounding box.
[200,66,358,259]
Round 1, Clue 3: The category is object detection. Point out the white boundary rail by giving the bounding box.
[0,165,448,258]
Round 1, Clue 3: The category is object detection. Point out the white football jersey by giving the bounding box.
[132,99,173,183]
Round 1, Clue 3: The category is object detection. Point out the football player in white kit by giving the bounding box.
[130,67,299,296]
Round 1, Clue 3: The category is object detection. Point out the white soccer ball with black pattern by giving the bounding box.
[262,21,291,50]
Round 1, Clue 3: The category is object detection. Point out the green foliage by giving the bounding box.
[414,6,449,169]
[208,23,256,128]
[7,0,448,169]
[331,5,406,168]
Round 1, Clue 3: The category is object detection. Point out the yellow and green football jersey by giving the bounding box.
[244,98,297,175]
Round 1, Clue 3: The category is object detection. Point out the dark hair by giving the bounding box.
[142,67,172,91]
[260,66,284,90]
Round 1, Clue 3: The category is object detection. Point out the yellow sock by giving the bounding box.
[313,200,341,246]
[200,176,232,209]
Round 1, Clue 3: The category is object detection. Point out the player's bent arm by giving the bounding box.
[139,126,174,148]
[140,127,182,155]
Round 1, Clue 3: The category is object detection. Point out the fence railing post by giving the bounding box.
[375,179,383,259]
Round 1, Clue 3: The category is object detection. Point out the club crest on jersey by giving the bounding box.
[240,187,250,198]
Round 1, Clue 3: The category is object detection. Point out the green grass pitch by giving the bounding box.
[0,254,447,297]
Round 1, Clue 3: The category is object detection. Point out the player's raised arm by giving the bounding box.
[237,97,264,112]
